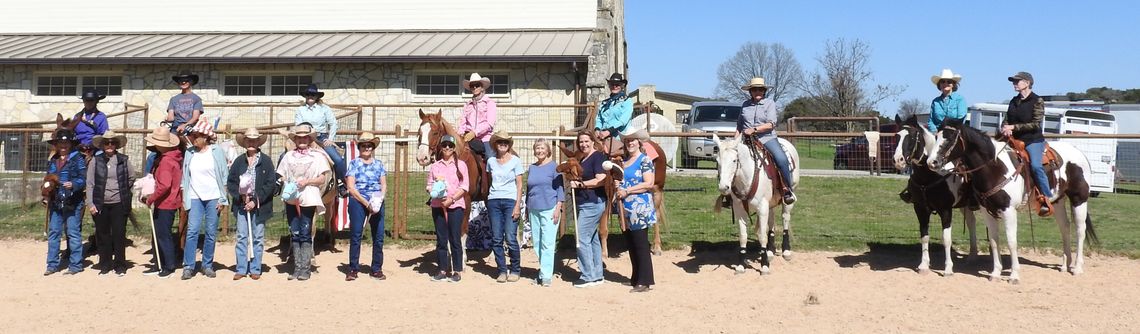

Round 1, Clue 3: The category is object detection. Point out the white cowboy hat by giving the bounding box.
[930,68,963,86]
[144,127,180,148]
[235,127,267,148]
[621,128,650,141]
[740,77,771,91]
[461,73,492,91]
[356,132,381,147]
[287,123,316,140]
[92,130,127,148]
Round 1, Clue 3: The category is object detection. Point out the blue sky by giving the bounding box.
[626,0,1140,115]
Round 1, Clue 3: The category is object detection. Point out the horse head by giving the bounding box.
[41,173,60,205]
[927,118,988,171]
[415,109,446,167]
[712,133,741,196]
[893,115,934,171]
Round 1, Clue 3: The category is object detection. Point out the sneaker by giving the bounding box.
[630,285,651,293]
[115,269,126,277]
[142,268,162,276]
[98,269,112,276]
[370,272,387,280]
[496,272,508,283]
[430,272,449,282]
[449,272,462,283]
[43,268,59,276]
[542,280,552,287]
[158,270,174,279]
[345,271,358,281]
[63,269,83,276]
[590,279,604,287]
[181,270,194,280]
[201,268,217,278]
[573,279,591,288]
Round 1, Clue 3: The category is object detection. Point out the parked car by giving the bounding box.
[679,101,740,168]
[832,124,900,171]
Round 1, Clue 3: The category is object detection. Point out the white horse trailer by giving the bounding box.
[969,103,1117,194]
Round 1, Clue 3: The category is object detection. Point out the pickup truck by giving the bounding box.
[679,101,740,168]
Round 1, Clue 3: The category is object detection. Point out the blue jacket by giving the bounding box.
[181,145,230,209]
[595,92,634,135]
[46,150,87,210]
[929,92,967,132]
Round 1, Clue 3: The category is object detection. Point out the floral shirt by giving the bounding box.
[348,158,386,200]
[620,154,656,230]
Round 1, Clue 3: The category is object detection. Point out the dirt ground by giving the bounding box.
[2,238,1137,333]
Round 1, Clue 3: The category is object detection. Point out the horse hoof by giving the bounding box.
[917,268,930,275]
[989,275,1001,282]
[734,266,746,275]
[759,267,771,275]
[942,271,954,278]
[1070,268,1084,276]
[765,251,775,259]
[1009,278,1021,285]
[652,249,663,256]
[781,251,793,261]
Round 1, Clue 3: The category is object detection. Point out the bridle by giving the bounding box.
[900,126,926,166]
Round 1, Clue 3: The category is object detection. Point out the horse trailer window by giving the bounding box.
[1092,120,1113,127]
[1067,119,1089,125]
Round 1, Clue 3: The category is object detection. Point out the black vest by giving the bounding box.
[1006,93,1044,142]
[92,154,132,206]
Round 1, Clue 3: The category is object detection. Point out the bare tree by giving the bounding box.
[800,38,904,118]
[897,98,927,120]
[714,42,804,103]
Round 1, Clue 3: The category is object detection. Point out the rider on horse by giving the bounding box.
[737,77,796,205]
[1003,71,1053,217]
[594,73,634,158]
[72,88,109,159]
[459,73,498,159]
[901,69,968,203]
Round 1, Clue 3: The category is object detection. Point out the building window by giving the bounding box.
[223,74,312,96]
[35,75,122,96]
[415,74,509,96]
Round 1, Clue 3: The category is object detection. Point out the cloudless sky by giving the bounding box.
[626,0,1140,115]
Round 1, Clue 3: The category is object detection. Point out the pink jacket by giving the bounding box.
[426,158,470,209]
[458,95,497,142]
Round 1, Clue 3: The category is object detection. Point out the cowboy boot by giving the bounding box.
[298,243,313,281]
[1037,196,1054,217]
[288,241,300,280]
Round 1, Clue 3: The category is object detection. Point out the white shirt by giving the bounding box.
[188,150,221,201]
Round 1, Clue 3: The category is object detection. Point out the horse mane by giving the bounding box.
[945,118,995,159]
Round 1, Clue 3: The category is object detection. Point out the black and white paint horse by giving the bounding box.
[927,119,1097,283]
[892,116,978,276]
[713,134,799,275]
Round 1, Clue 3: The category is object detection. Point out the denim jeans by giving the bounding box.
[529,207,558,281]
[46,205,84,272]
[487,198,520,275]
[348,199,385,273]
[482,141,497,159]
[317,133,347,182]
[762,139,795,189]
[184,198,220,270]
[234,211,265,275]
[575,200,605,282]
[152,208,178,272]
[432,207,465,273]
[286,204,316,244]
[1026,140,1054,198]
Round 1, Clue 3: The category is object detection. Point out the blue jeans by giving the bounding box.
[348,199,385,273]
[317,133,347,183]
[1026,140,1054,198]
[234,211,265,275]
[432,207,465,273]
[763,139,795,190]
[488,198,520,275]
[46,205,84,272]
[286,204,316,244]
[576,201,605,282]
[482,141,497,159]
[152,208,178,272]
[144,151,156,175]
[529,207,558,281]
[184,198,220,270]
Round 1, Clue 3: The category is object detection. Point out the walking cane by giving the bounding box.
[148,207,162,271]
[571,188,580,250]
[245,209,255,263]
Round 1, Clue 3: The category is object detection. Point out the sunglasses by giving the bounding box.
[358,145,375,151]
[102,141,119,146]
[440,144,455,149]
[939,79,956,85]
[469,83,483,88]
[176,80,191,84]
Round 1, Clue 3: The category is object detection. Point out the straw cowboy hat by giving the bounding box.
[45,128,80,146]
[490,129,513,147]
[171,70,199,85]
[235,127,267,148]
[930,69,963,86]
[356,132,381,147]
[621,128,650,141]
[287,123,317,140]
[144,127,180,148]
[300,84,325,99]
[80,88,106,101]
[740,77,771,91]
[92,130,127,148]
[461,73,491,91]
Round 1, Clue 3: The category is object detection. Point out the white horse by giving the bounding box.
[927,120,1097,283]
[713,134,799,275]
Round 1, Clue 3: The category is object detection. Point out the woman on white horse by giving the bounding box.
[737,77,795,205]
[1003,71,1053,216]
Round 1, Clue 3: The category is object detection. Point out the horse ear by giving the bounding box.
[55,113,64,126]
[894,114,902,126]
[418,109,426,119]
[712,133,721,146]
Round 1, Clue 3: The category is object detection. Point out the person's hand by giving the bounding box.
[62,182,73,190]
[743,128,756,136]
[176,124,187,134]
[613,179,621,188]
[442,196,455,208]
[552,210,561,225]
[511,206,521,220]
[1001,125,1014,137]
[617,189,628,199]
[216,202,224,211]
[88,205,99,215]
[323,139,335,147]
[244,201,256,211]
[462,132,475,142]
[140,195,150,206]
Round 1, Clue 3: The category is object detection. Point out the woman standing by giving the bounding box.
[43,129,87,276]
[486,130,525,283]
[567,133,608,288]
[426,135,469,282]
[277,123,332,281]
[526,139,564,287]
[345,132,388,281]
[86,130,131,276]
[295,84,347,197]
[458,73,498,158]
[141,127,183,278]
[614,130,657,293]
[1002,71,1053,217]
[180,120,229,280]
[226,128,276,281]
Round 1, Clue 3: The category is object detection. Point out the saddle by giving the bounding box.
[744,137,794,202]
[1007,138,1060,216]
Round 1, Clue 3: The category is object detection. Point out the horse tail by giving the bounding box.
[1085,210,1100,246]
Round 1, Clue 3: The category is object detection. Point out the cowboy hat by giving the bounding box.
[461,73,492,91]
[490,129,514,147]
[621,128,650,141]
[187,118,217,140]
[80,89,106,101]
[171,70,199,85]
[144,127,180,148]
[356,132,381,147]
[606,73,628,85]
[930,69,963,86]
[287,123,316,140]
[740,77,770,91]
[45,128,80,146]
[300,84,325,99]
[235,127,267,148]
[92,130,127,148]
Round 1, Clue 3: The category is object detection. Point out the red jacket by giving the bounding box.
[147,149,183,210]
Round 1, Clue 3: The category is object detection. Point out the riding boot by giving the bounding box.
[781,188,797,205]
[287,241,300,280]
[298,243,313,281]
[1037,196,1054,217]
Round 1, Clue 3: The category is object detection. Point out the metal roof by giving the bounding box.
[0,30,594,64]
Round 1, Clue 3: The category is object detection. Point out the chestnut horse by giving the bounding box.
[415,109,491,266]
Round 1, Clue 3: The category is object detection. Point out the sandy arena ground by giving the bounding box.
[1,238,1137,333]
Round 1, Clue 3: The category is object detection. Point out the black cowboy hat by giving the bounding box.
[45,128,80,146]
[300,84,325,99]
[79,88,106,101]
[606,73,628,85]
[171,70,199,85]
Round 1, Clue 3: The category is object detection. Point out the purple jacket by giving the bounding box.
[72,109,109,146]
